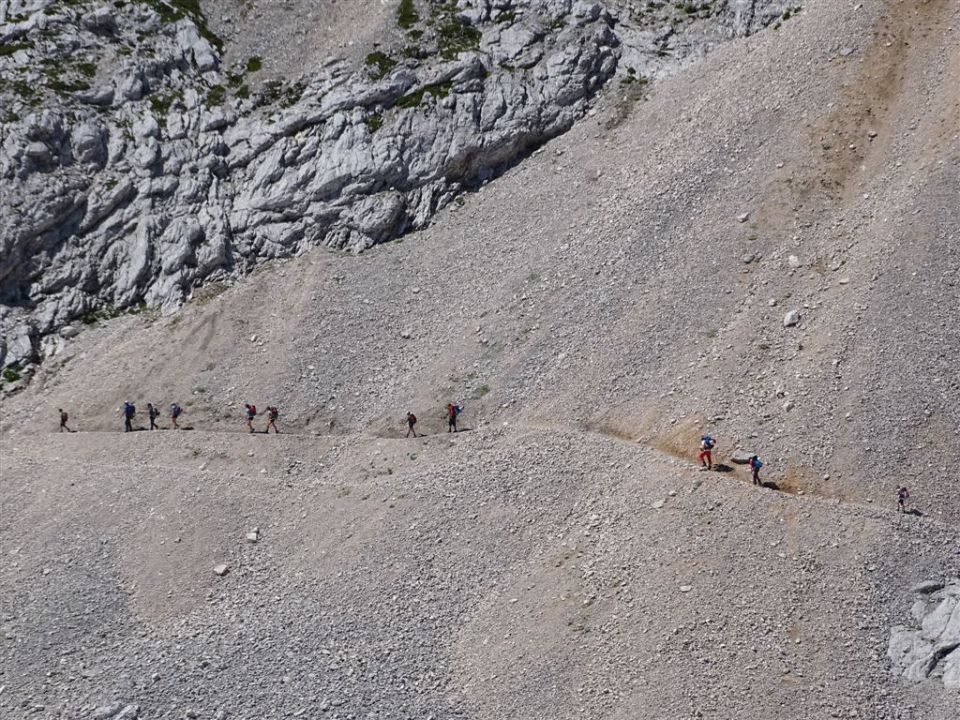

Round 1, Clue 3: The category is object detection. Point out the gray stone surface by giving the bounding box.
[888,580,960,690]
[0,0,799,369]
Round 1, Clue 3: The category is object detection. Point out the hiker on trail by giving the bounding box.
[147,403,160,430]
[749,455,763,485]
[406,412,418,438]
[170,403,183,429]
[446,403,459,433]
[244,403,257,433]
[699,435,715,470]
[122,401,136,432]
[265,406,280,434]
[58,408,73,433]
[897,486,910,513]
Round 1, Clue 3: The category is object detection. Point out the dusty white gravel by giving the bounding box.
[2,0,959,718]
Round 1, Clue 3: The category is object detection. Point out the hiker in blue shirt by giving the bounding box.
[122,402,136,432]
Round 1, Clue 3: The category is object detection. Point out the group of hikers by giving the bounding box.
[698,434,915,513]
[57,400,467,437]
[403,402,464,438]
[113,401,185,432]
[244,404,280,433]
[55,404,914,512]
[698,434,763,484]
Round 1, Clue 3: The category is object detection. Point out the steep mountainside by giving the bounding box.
[1,1,958,719]
[0,0,797,370]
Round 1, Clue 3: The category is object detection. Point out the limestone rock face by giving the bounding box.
[888,580,960,690]
[0,0,798,368]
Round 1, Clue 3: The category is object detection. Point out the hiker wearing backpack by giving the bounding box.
[147,403,160,430]
[170,403,183,429]
[897,486,910,513]
[244,403,257,433]
[265,406,280,434]
[58,408,73,433]
[446,403,459,433]
[406,412,418,438]
[122,401,136,432]
[749,455,763,485]
[699,435,715,470]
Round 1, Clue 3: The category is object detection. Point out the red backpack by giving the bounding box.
[249,404,257,417]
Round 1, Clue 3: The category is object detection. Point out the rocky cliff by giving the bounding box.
[0,0,797,370]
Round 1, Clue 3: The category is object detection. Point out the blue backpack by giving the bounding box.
[124,403,135,418]
[702,436,715,449]
[752,457,763,469]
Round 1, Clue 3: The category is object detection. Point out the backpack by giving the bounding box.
[171,404,182,418]
[702,436,715,449]
[124,403,135,417]
[752,457,763,469]
[408,413,416,424]
[150,406,159,419]
[249,404,257,417]
[454,403,463,416]
[269,407,279,420]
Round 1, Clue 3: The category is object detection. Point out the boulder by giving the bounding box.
[76,86,115,107]
[82,7,117,35]
[71,121,107,167]
[888,579,960,689]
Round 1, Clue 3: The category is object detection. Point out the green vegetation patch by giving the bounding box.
[148,88,183,123]
[365,51,397,79]
[47,77,91,94]
[436,14,481,59]
[395,80,452,109]
[74,61,98,77]
[397,0,419,29]
[80,301,147,326]
[260,79,307,108]
[0,41,31,57]
[142,0,224,53]
[2,363,22,383]
[246,55,262,72]
[365,113,383,132]
[207,84,226,106]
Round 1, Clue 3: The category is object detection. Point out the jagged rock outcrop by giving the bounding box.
[888,580,960,690]
[0,0,800,369]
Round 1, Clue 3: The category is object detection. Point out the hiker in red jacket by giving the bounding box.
[446,403,458,433]
[699,435,715,470]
